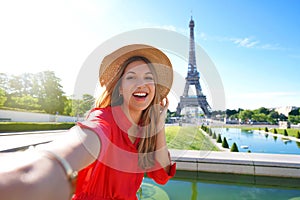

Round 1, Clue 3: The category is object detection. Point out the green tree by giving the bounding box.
[279,113,288,121]
[230,142,239,152]
[288,108,300,116]
[288,115,300,125]
[256,107,270,115]
[70,94,95,117]
[0,88,7,107]
[266,116,276,124]
[209,129,213,136]
[268,110,279,120]
[63,98,73,116]
[7,75,23,97]
[12,95,40,110]
[37,71,66,114]
[288,108,300,124]
[30,75,41,98]
[284,129,288,136]
[4,74,23,108]
[216,134,222,143]
[0,71,71,114]
[20,73,34,95]
[0,73,9,92]
[81,94,95,112]
[212,132,216,139]
[239,110,253,123]
[226,109,238,118]
[252,113,268,122]
[222,137,229,148]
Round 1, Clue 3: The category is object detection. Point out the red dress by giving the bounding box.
[72,106,176,200]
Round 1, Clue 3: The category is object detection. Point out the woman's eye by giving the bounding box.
[126,76,134,80]
[145,76,153,80]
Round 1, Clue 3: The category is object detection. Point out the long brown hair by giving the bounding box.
[96,56,161,169]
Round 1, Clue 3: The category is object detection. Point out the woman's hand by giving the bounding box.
[160,97,169,115]
[157,97,169,132]
[0,151,71,200]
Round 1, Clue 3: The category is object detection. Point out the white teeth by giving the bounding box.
[133,92,147,97]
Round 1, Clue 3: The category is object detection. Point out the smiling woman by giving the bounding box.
[0,44,176,200]
[73,44,176,200]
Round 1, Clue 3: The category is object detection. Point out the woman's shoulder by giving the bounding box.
[85,106,113,122]
[77,107,114,136]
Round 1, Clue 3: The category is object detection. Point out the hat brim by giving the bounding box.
[99,44,173,99]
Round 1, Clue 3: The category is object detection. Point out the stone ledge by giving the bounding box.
[170,149,300,178]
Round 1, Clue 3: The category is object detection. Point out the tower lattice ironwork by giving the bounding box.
[176,17,211,117]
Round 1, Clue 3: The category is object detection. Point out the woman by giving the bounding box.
[0,44,175,200]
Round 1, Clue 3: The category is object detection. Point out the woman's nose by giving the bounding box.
[136,78,146,88]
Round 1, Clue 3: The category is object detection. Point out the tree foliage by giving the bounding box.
[11,95,41,110]
[238,110,253,122]
[70,94,95,117]
[216,134,222,143]
[225,106,297,125]
[289,108,300,116]
[0,88,7,106]
[1,71,66,114]
[36,71,65,114]
[230,142,239,152]
[284,129,288,136]
[0,71,94,116]
[222,137,229,148]
[288,115,300,125]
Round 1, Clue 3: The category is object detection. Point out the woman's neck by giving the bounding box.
[120,104,142,125]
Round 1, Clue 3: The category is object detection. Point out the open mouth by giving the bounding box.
[132,92,148,99]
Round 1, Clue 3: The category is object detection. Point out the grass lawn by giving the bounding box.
[165,125,219,151]
[240,126,300,138]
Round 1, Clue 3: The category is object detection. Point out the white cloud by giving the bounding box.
[231,37,260,48]
[154,25,178,32]
[197,32,286,51]
[260,44,287,51]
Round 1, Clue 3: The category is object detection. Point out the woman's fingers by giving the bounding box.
[160,97,169,109]
[159,97,169,117]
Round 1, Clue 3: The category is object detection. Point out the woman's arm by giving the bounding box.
[0,126,101,200]
[155,97,171,172]
[35,126,101,172]
[155,126,171,173]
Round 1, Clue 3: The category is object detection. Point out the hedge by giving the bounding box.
[0,122,76,132]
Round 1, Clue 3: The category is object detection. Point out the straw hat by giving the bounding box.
[99,44,173,99]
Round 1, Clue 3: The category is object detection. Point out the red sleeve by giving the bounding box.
[146,152,176,185]
[76,108,112,161]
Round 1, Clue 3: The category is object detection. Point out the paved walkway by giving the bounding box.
[1,130,300,179]
[0,130,67,152]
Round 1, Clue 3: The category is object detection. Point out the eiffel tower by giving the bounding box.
[176,17,212,117]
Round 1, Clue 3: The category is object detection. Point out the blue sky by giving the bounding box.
[1,0,299,111]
